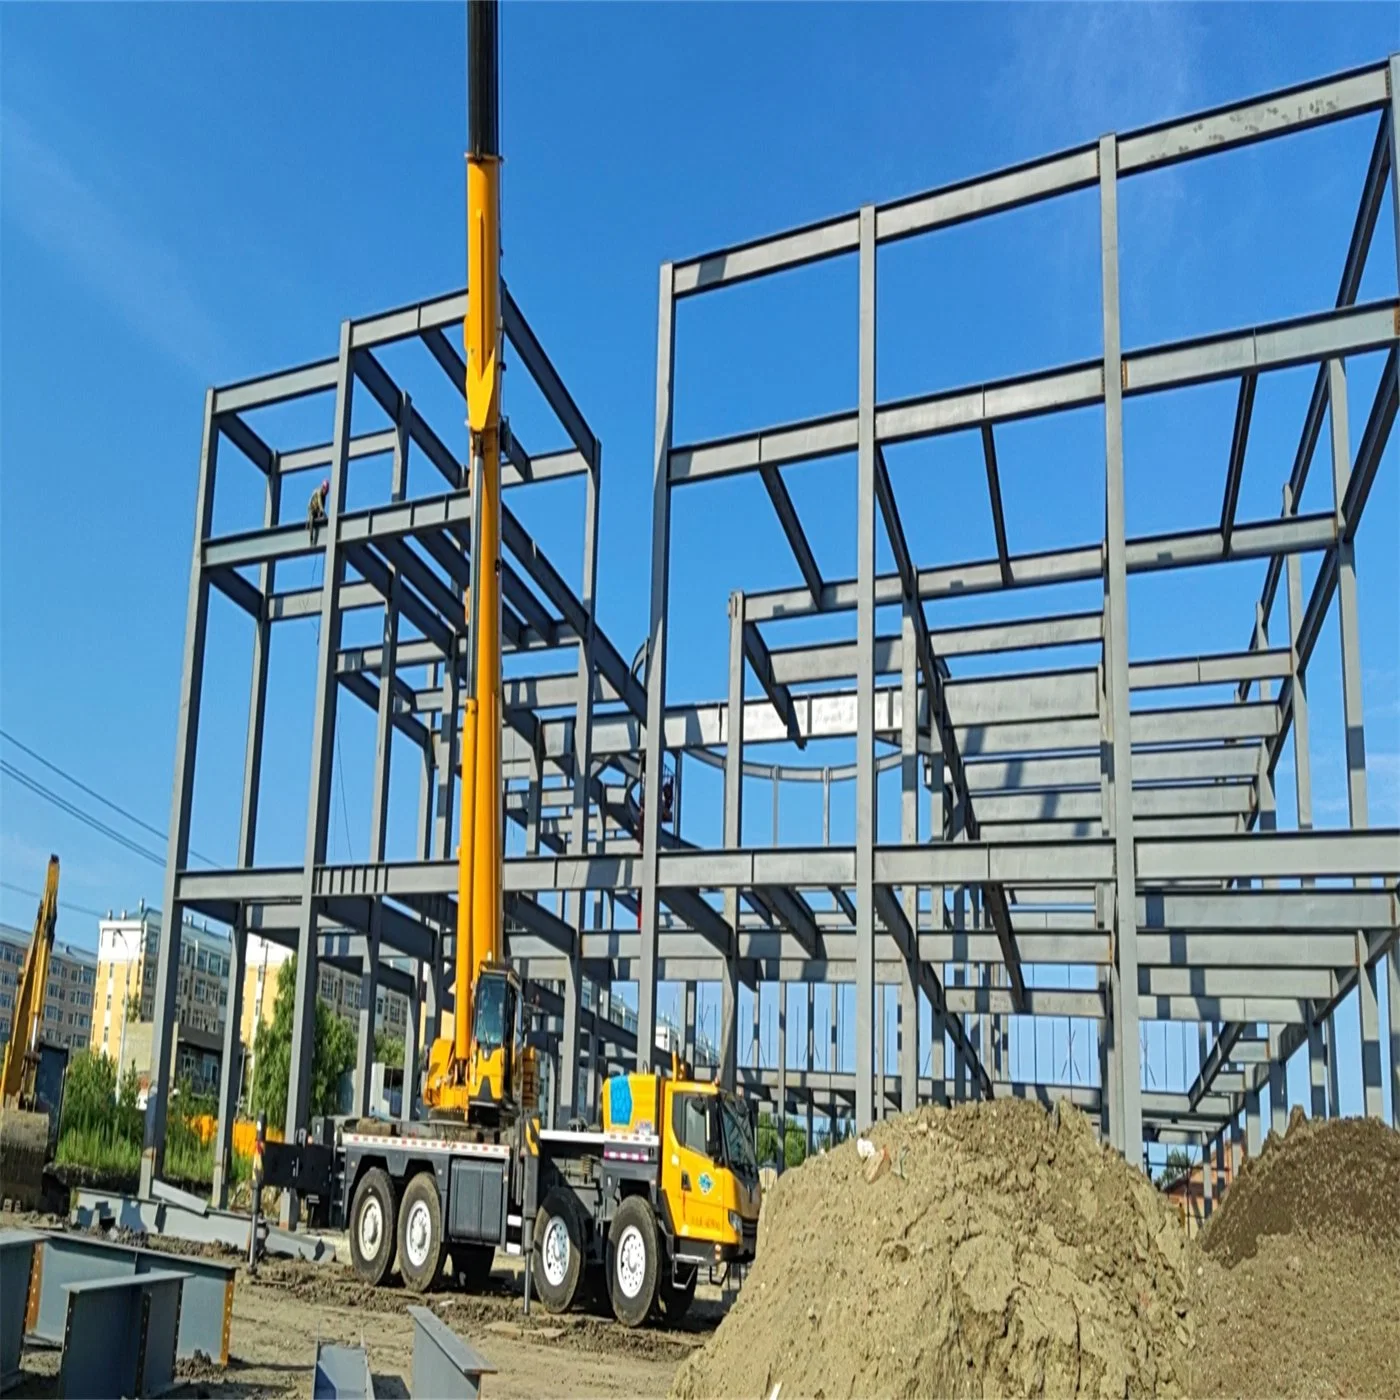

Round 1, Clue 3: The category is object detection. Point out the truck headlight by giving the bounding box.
[727,1210,743,1234]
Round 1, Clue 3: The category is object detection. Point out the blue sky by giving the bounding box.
[2,5,1396,1135]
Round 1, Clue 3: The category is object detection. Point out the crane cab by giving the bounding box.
[423,964,537,1123]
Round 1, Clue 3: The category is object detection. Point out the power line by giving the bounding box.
[1,761,166,867]
[0,730,215,866]
[0,881,108,922]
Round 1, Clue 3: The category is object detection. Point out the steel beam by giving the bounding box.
[668,62,1387,295]
[742,622,806,748]
[742,511,1337,622]
[669,303,1397,486]
[408,1305,496,1399]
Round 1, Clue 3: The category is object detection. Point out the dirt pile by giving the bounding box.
[1201,1106,1400,1265]
[672,1099,1193,1399]
[1190,1111,1400,1398]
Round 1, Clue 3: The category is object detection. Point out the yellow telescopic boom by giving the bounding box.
[456,0,503,1067]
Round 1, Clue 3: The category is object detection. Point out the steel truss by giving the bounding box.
[145,56,1400,1209]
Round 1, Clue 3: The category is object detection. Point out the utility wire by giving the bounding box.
[0,730,215,866]
[1,761,166,866]
[0,881,108,922]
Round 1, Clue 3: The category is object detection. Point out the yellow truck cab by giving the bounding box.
[529,1065,761,1326]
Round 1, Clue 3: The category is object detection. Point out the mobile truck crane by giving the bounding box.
[260,1,762,1327]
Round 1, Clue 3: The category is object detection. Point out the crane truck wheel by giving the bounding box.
[606,1195,660,1327]
[659,1262,698,1325]
[397,1171,445,1292]
[533,1188,585,1313]
[349,1167,398,1286]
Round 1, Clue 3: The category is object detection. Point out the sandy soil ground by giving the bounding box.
[2,1211,721,1399]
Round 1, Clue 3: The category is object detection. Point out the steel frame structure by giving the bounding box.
[145,55,1400,1210]
[637,54,1400,1166]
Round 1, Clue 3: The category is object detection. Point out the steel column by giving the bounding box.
[777,982,788,1157]
[638,263,676,1071]
[1386,52,1400,1127]
[403,959,422,1122]
[1307,1015,1328,1116]
[559,445,600,1122]
[212,450,280,1204]
[855,204,878,1129]
[1328,359,1383,1118]
[1099,133,1144,1163]
[282,323,355,1225]
[142,389,219,1195]
[1201,1132,1213,1218]
[210,919,246,1209]
[1269,1053,1288,1136]
[806,982,816,1156]
[899,600,921,1110]
[720,592,745,1089]
[355,411,407,1115]
[1245,1087,1261,1157]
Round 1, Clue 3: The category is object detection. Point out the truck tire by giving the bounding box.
[397,1171,445,1293]
[607,1195,660,1327]
[659,1262,698,1325]
[348,1166,398,1287]
[533,1188,585,1314]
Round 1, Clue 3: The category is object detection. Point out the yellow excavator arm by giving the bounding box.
[0,855,60,1107]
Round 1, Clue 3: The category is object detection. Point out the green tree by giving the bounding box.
[60,1049,118,1136]
[250,958,357,1126]
[754,1112,809,1171]
[374,1028,404,1069]
[1159,1147,1192,1188]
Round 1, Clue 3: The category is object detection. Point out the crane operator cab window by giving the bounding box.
[472,971,516,1100]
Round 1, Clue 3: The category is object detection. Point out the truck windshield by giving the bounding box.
[720,1096,759,1177]
[473,975,507,1052]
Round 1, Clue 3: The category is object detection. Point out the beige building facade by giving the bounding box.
[93,905,231,1067]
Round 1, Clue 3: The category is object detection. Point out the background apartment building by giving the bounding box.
[241,932,411,1046]
[94,904,231,1057]
[81,910,411,1101]
[94,904,232,1091]
[0,923,96,1052]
